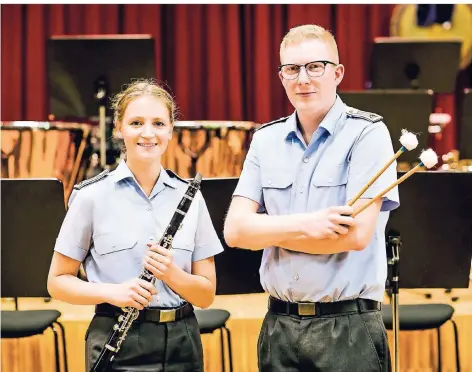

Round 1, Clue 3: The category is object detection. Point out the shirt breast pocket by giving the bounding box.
[311,164,348,206]
[93,233,138,255]
[261,171,293,215]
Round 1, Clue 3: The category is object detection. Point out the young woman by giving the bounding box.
[47,79,223,371]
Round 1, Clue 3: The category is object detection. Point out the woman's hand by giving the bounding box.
[106,278,157,310]
[143,243,176,282]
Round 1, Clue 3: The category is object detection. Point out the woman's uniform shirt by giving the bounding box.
[54,160,224,307]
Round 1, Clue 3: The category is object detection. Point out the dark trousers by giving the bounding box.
[258,302,391,372]
[85,313,204,372]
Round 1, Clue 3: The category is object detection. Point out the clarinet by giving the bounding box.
[90,173,203,372]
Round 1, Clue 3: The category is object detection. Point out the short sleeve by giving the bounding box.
[232,133,264,206]
[192,192,224,262]
[54,189,93,262]
[346,122,400,212]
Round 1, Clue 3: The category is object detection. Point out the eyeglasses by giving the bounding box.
[278,60,338,80]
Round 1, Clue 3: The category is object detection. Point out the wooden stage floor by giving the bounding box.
[2,285,472,372]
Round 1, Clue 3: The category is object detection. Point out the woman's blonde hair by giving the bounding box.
[111,78,178,128]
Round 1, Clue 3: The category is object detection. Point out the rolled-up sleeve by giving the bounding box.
[54,189,93,262]
[346,122,400,212]
[233,133,264,206]
[192,192,224,262]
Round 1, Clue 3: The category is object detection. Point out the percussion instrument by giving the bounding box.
[163,121,259,178]
[1,121,93,203]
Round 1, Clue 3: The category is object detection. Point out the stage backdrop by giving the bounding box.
[0,4,458,153]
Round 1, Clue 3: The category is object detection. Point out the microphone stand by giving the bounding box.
[94,76,109,170]
[387,234,402,372]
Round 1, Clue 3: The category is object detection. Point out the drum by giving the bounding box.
[1,121,93,202]
[163,121,260,179]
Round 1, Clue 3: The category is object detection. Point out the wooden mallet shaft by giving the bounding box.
[348,148,405,206]
[351,163,423,217]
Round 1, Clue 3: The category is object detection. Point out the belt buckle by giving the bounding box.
[298,302,316,316]
[159,310,176,323]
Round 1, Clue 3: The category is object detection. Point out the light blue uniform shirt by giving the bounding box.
[54,160,224,307]
[234,96,400,303]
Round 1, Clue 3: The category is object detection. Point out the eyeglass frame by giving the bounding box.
[278,60,339,80]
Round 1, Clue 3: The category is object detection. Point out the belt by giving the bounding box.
[268,296,381,317]
[95,302,194,323]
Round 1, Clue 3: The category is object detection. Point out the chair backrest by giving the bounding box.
[200,178,264,295]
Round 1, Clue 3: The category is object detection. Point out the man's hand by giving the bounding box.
[298,205,356,240]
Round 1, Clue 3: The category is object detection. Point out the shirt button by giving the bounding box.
[328,178,333,183]
[293,274,299,281]
[268,180,272,185]
[303,157,309,163]
[146,205,152,211]
[299,186,304,193]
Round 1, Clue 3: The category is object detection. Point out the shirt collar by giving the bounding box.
[318,94,346,135]
[285,94,346,140]
[113,159,177,190]
[159,168,179,189]
[284,112,299,140]
[113,159,134,183]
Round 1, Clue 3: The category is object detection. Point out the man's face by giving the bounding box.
[279,39,344,114]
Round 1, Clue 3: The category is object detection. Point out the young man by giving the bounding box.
[224,25,399,371]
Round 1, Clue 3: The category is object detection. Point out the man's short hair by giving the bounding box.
[280,24,339,63]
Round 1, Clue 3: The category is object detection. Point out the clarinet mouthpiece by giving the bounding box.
[194,173,203,183]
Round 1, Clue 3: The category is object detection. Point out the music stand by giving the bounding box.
[370,37,462,94]
[384,171,472,371]
[339,90,434,164]
[199,177,264,295]
[1,179,66,305]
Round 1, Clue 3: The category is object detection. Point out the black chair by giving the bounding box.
[1,309,68,372]
[195,309,233,372]
[382,304,460,372]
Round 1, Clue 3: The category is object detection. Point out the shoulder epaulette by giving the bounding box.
[73,169,110,190]
[166,169,189,184]
[346,107,383,123]
[255,116,290,132]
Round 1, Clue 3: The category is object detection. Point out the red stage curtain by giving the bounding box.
[0,4,459,153]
